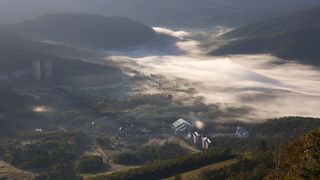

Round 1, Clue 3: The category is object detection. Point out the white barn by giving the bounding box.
[202,137,212,149]
[172,118,193,134]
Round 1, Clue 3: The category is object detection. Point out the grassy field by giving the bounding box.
[169,136,201,153]
[0,161,34,180]
[164,159,238,180]
[82,164,141,180]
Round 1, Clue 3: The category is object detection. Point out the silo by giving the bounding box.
[43,60,53,84]
[32,59,42,84]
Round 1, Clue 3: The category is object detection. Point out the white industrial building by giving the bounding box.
[202,137,212,149]
[172,118,193,134]
[173,118,213,150]
[192,131,200,144]
[186,132,192,141]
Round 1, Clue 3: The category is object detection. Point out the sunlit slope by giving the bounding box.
[164,159,238,180]
[0,161,34,180]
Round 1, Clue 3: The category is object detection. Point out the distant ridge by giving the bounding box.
[211,7,320,65]
[222,6,320,39]
[1,13,156,49]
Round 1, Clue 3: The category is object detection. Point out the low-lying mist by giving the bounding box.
[108,27,320,122]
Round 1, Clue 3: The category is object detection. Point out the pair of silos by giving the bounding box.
[32,59,53,85]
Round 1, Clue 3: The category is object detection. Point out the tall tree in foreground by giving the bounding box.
[266,129,320,179]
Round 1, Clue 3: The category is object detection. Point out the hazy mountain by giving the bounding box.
[0,45,113,82]
[211,7,320,65]
[0,0,320,27]
[0,29,97,59]
[222,6,320,38]
[0,85,33,136]
[0,46,113,85]
[2,13,156,49]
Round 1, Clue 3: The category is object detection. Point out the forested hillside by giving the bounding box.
[211,7,320,65]
[90,117,320,180]
[222,6,320,38]
[201,128,320,180]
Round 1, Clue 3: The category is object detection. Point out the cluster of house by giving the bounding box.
[171,119,251,150]
[172,118,212,150]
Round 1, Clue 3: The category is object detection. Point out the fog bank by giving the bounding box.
[108,27,320,122]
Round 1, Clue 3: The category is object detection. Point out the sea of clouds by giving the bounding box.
[108,27,320,122]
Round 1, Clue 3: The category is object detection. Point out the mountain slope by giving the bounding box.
[0,46,115,81]
[0,28,97,58]
[222,6,320,39]
[1,0,320,27]
[266,128,320,179]
[174,127,319,180]
[211,27,320,65]
[2,14,156,49]
[211,7,320,65]
[0,28,118,82]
